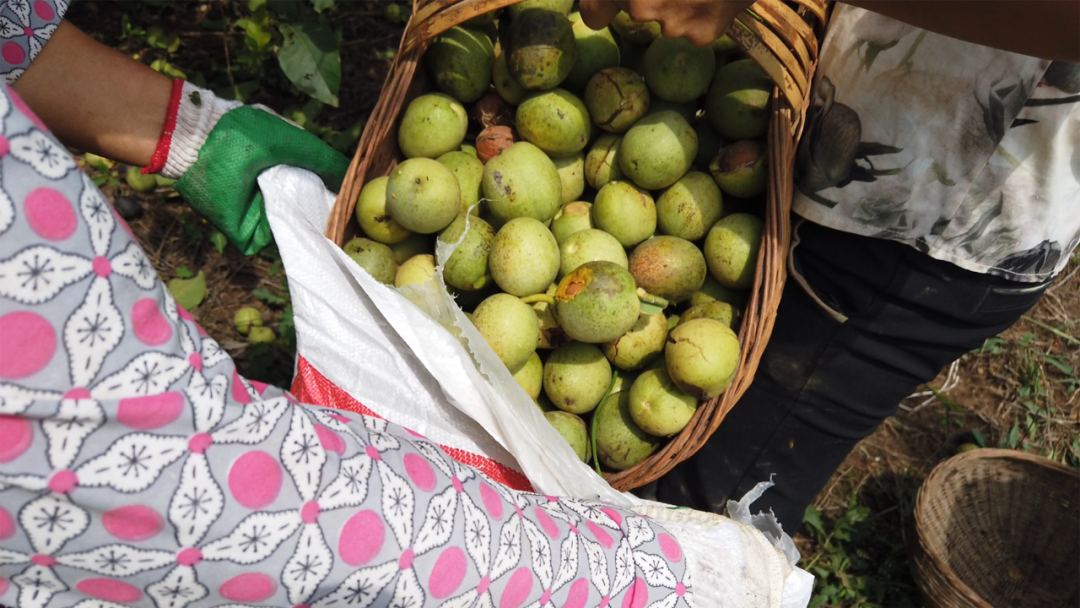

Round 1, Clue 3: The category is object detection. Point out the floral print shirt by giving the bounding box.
[794,3,1079,283]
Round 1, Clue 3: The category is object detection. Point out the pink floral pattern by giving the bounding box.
[0,83,694,608]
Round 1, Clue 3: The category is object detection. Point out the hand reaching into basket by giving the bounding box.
[580,0,755,47]
[11,21,349,256]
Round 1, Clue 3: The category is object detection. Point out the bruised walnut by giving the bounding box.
[473,92,515,129]
[477,126,516,163]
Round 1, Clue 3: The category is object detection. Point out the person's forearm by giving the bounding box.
[843,1,1079,62]
[11,20,172,166]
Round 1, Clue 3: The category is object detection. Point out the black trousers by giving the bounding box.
[656,220,1051,533]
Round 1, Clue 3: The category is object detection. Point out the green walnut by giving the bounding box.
[426,26,495,103]
[513,351,544,400]
[585,67,650,133]
[507,0,573,18]
[543,342,612,414]
[385,158,462,234]
[472,293,541,372]
[678,300,737,329]
[492,53,528,105]
[489,217,560,296]
[395,254,437,288]
[438,214,495,291]
[437,151,485,215]
[656,171,723,241]
[628,236,706,303]
[594,390,661,470]
[564,12,620,91]
[706,58,772,140]
[550,201,594,245]
[665,318,740,399]
[629,367,698,437]
[553,153,586,204]
[397,93,468,159]
[233,307,263,335]
[545,411,590,462]
[690,273,749,309]
[516,89,592,157]
[643,36,716,102]
[389,233,434,265]
[710,140,768,199]
[619,110,698,190]
[609,11,660,44]
[482,142,563,224]
[126,166,157,192]
[584,134,626,190]
[356,176,413,244]
[592,181,656,247]
[601,311,667,371]
[506,8,577,90]
[559,228,628,278]
[248,326,276,345]
[704,212,763,289]
[343,237,397,285]
[554,261,640,343]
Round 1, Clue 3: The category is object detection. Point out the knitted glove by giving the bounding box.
[144,80,350,255]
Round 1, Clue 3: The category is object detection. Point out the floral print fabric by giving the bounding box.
[0,85,694,608]
[794,3,1080,282]
[1,0,66,84]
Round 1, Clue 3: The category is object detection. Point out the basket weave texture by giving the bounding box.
[909,449,1080,608]
[327,0,829,491]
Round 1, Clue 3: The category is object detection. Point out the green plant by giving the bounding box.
[113,0,368,155]
[968,323,1080,468]
[801,484,923,608]
[243,246,298,388]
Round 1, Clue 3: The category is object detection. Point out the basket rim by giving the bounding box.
[326,0,831,492]
[910,448,1080,607]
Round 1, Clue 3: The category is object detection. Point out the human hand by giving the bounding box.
[147,81,349,255]
[579,0,755,47]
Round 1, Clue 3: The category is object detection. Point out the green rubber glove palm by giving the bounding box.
[173,106,350,256]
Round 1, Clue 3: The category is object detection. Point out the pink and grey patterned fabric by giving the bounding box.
[1,0,66,84]
[0,85,694,608]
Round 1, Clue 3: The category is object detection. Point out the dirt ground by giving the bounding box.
[65,2,1079,604]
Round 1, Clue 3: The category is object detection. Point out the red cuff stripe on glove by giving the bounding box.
[143,78,186,175]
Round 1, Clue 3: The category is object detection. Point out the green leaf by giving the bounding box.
[92,175,109,187]
[149,59,186,80]
[278,305,296,345]
[248,0,267,11]
[252,288,287,306]
[175,265,194,279]
[1007,423,1020,449]
[210,231,228,255]
[277,20,341,107]
[802,506,825,537]
[120,14,146,40]
[243,8,273,52]
[311,0,336,13]
[146,26,180,53]
[972,428,986,447]
[168,272,207,310]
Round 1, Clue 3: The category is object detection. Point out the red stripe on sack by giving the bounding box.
[143,79,186,175]
[292,355,534,492]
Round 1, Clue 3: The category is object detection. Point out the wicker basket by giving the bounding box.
[326,0,829,491]
[909,449,1080,608]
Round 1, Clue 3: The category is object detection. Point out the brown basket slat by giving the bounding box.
[909,449,1079,608]
[753,0,816,72]
[327,0,829,491]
